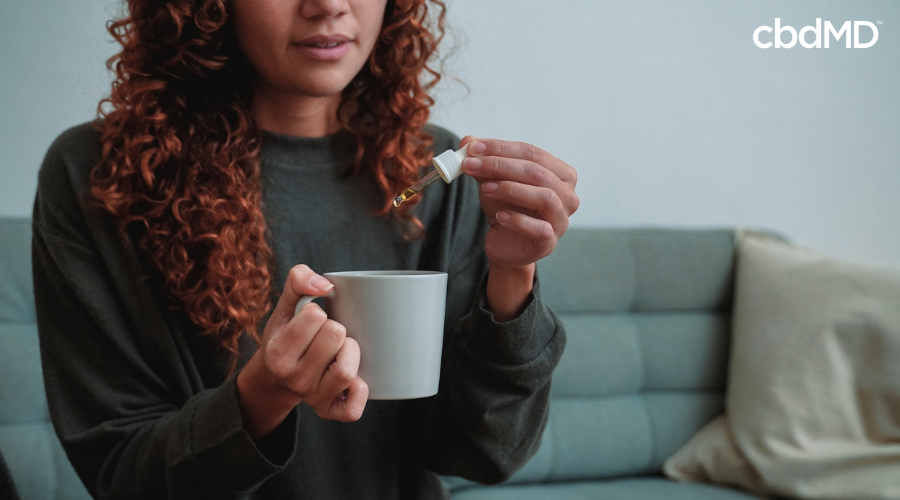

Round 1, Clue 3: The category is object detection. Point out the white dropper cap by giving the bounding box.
[431,143,470,184]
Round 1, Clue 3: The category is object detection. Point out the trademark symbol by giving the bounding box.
[876,20,883,25]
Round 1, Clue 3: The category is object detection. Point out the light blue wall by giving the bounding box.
[0,0,120,213]
[2,0,898,264]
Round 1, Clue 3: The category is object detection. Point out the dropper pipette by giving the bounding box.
[393,144,471,207]
[393,170,442,207]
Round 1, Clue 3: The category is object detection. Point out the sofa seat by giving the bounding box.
[451,477,762,500]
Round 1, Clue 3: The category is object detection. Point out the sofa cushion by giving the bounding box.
[498,310,730,484]
[551,312,730,398]
[0,322,48,424]
[448,228,742,494]
[0,217,91,500]
[505,392,724,484]
[451,477,763,500]
[0,218,35,323]
[523,229,736,482]
[538,229,737,313]
[0,422,90,500]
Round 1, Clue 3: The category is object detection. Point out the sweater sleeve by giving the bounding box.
[413,162,567,484]
[32,125,298,500]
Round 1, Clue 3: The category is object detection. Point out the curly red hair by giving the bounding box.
[90,0,446,371]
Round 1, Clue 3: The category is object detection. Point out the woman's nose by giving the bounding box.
[299,0,350,20]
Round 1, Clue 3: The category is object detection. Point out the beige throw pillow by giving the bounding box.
[663,233,900,499]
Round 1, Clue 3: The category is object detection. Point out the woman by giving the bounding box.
[33,0,579,498]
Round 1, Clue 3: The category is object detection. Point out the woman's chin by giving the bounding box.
[288,79,355,99]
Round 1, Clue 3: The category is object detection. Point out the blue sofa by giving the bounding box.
[0,216,762,499]
[1,218,91,500]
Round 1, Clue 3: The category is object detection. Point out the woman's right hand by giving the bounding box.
[237,265,369,440]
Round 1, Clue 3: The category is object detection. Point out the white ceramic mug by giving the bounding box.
[293,271,448,400]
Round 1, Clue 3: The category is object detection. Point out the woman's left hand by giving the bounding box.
[460,136,580,270]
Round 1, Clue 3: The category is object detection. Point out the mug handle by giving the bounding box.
[293,290,336,317]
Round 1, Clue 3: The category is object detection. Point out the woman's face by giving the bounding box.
[231,0,388,98]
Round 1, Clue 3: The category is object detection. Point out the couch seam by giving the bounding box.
[634,318,658,474]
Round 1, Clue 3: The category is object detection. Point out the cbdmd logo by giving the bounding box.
[754,19,880,48]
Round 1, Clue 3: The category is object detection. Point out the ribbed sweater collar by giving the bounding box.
[260,128,356,169]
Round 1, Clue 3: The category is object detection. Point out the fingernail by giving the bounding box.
[469,141,486,155]
[496,211,510,222]
[464,157,482,172]
[310,274,333,291]
[483,181,498,193]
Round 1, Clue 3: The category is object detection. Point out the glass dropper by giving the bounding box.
[393,144,471,207]
[393,170,443,207]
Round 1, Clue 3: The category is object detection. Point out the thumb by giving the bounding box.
[270,265,334,325]
[458,135,478,151]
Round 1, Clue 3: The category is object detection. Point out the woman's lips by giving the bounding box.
[294,34,352,61]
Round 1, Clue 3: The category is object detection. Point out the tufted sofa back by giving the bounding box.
[0,217,91,500]
[500,228,738,484]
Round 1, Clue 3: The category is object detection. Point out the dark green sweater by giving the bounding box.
[32,122,565,500]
